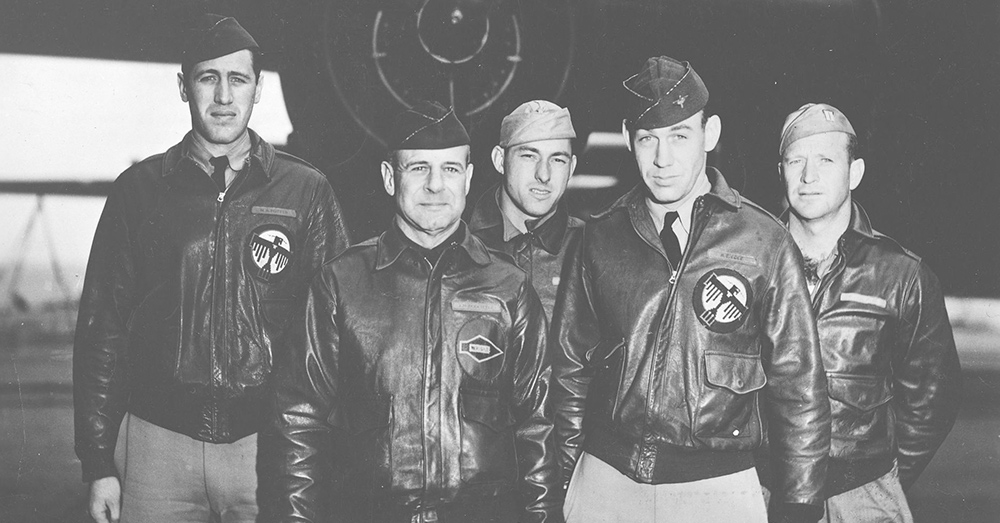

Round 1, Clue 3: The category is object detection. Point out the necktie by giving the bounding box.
[210,156,229,191]
[659,211,682,266]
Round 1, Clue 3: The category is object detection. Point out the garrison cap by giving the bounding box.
[499,100,576,148]
[623,56,709,130]
[779,103,856,155]
[182,14,259,71]
[389,101,470,150]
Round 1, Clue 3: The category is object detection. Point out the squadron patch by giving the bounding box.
[246,225,293,282]
[692,268,752,333]
[460,334,503,363]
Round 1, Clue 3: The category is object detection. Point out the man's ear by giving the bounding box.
[849,157,865,191]
[178,73,188,103]
[464,163,474,196]
[704,114,722,152]
[381,161,396,197]
[491,145,505,175]
[569,154,578,177]
[621,120,633,152]
[253,72,264,104]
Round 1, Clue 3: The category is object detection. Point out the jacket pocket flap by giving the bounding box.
[586,338,626,367]
[704,352,767,394]
[828,374,892,412]
[330,393,392,434]
[460,388,515,432]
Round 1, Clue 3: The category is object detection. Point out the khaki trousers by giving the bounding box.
[113,413,258,523]
[564,452,768,523]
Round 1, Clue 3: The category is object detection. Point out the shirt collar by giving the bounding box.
[165,129,273,179]
[376,219,492,271]
[182,130,252,175]
[468,184,570,255]
[644,173,710,233]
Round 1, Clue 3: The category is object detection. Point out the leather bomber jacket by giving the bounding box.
[259,223,561,523]
[73,131,350,482]
[468,184,585,319]
[805,202,961,490]
[551,169,831,507]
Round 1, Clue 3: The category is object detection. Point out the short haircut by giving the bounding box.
[846,133,860,163]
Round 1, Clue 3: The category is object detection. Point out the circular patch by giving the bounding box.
[246,225,294,282]
[692,268,753,333]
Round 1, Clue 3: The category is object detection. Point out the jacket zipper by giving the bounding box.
[634,197,706,477]
[208,166,249,437]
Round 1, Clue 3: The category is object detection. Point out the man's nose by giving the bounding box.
[215,81,233,104]
[535,161,551,183]
[425,168,445,192]
[654,142,673,168]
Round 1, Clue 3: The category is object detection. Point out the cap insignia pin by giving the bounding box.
[674,95,687,108]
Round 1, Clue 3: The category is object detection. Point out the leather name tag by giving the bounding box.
[252,206,297,218]
[841,293,888,308]
[452,298,503,314]
[708,249,758,267]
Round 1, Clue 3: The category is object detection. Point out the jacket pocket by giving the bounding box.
[329,393,394,485]
[459,387,517,485]
[828,373,893,444]
[695,351,766,446]
[260,297,294,332]
[585,338,627,422]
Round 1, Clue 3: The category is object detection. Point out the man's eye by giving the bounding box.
[198,75,216,83]
[636,135,652,143]
[552,157,568,165]
[445,166,460,173]
[785,159,802,166]
[231,77,248,84]
[671,135,688,141]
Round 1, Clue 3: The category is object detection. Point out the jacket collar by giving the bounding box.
[162,129,274,179]
[376,219,492,271]
[594,167,741,221]
[778,200,876,241]
[468,184,570,255]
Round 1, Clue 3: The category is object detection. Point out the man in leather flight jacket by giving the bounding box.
[551,57,830,523]
[770,103,961,522]
[260,101,560,523]
[469,100,584,319]
[73,15,350,523]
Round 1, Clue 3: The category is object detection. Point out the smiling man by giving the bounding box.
[770,103,961,522]
[260,101,561,523]
[551,56,830,523]
[73,13,349,523]
[468,100,583,319]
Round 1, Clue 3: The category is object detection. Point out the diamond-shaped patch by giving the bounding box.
[459,334,503,363]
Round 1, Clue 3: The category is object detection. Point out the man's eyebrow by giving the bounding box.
[667,123,695,132]
[401,160,430,169]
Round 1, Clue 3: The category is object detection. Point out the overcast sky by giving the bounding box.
[0,53,291,302]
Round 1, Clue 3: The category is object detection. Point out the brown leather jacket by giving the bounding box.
[801,202,960,494]
[73,131,349,482]
[552,169,830,508]
[259,224,561,523]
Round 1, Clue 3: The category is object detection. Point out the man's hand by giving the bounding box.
[89,476,121,523]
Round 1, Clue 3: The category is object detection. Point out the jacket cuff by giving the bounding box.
[81,450,118,483]
[770,502,824,523]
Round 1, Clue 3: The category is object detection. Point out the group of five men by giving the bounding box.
[73,14,961,523]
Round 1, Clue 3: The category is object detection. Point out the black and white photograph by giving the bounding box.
[1,1,998,522]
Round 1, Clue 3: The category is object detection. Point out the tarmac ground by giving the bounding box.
[2,305,998,523]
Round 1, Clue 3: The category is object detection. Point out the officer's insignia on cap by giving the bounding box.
[459,335,503,363]
[246,225,293,282]
[692,268,753,333]
[674,95,687,108]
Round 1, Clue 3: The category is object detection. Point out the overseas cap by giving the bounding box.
[779,103,856,155]
[499,100,576,148]
[182,14,260,71]
[623,56,709,130]
[388,100,471,150]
